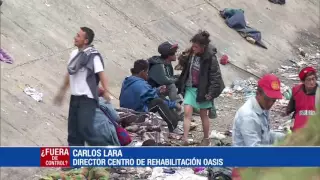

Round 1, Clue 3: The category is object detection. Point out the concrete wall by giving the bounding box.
[0,0,319,178]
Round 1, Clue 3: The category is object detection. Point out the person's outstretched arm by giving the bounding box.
[54,73,69,105]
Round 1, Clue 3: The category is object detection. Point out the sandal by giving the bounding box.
[181,137,192,146]
[198,138,210,146]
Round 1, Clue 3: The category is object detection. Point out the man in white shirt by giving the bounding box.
[54,27,111,146]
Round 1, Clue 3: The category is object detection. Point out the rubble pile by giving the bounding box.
[221,77,289,100]
[220,77,257,100]
[278,50,320,82]
[220,76,292,131]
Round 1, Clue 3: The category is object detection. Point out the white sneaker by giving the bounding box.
[172,127,184,135]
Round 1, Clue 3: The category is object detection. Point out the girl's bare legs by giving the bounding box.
[199,109,210,145]
[183,105,193,143]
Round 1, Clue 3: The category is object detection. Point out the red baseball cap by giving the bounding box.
[298,66,316,81]
[258,74,282,99]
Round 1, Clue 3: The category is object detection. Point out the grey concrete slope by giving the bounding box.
[0,0,319,178]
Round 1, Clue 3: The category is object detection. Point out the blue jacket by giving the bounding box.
[232,97,285,146]
[119,76,176,112]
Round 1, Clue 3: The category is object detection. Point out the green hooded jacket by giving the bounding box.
[147,56,177,86]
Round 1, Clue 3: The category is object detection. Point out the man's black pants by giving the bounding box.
[67,95,102,146]
[147,98,178,132]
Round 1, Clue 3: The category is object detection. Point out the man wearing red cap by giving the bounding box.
[231,74,286,180]
[285,66,318,131]
[232,74,285,147]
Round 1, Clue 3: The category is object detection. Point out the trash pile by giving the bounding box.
[23,85,43,102]
[278,50,320,82]
[113,107,200,147]
[220,77,290,117]
[39,167,110,180]
[149,167,207,180]
[39,167,232,180]
[220,77,257,100]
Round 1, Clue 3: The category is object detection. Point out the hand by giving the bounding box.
[175,103,182,111]
[102,91,112,102]
[54,91,64,106]
[205,94,212,100]
[158,85,167,94]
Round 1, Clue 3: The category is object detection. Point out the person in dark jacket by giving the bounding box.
[148,42,182,104]
[176,47,218,119]
[119,59,183,134]
[177,30,225,145]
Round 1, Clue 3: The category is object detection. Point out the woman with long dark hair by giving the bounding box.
[177,30,225,145]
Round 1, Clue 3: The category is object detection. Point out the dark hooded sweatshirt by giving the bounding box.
[147,56,177,87]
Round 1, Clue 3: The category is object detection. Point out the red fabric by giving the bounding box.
[114,125,132,146]
[298,66,316,81]
[220,55,229,65]
[292,84,316,131]
[257,74,282,99]
[232,168,242,180]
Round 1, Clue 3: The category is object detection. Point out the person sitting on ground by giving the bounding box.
[177,30,225,146]
[119,59,183,135]
[285,66,319,131]
[147,41,182,105]
[93,93,121,146]
[232,74,286,147]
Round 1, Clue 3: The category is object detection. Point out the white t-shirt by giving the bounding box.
[68,48,104,99]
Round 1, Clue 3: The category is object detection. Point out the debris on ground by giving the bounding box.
[115,108,168,146]
[209,130,226,140]
[149,167,207,180]
[268,0,286,5]
[220,54,229,65]
[23,85,43,102]
[0,48,14,64]
[39,167,109,180]
[208,167,232,180]
[220,77,258,100]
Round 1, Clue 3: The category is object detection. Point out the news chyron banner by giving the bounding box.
[0,147,320,167]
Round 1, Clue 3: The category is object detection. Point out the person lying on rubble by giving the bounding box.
[285,66,319,131]
[232,74,287,147]
[147,41,183,106]
[119,59,184,135]
[176,30,225,146]
[94,92,121,146]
